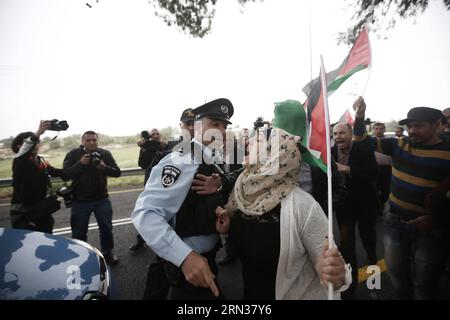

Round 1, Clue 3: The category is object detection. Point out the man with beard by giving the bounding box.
[353,98,450,299]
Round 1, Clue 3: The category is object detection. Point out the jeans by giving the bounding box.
[71,198,114,254]
[384,211,447,299]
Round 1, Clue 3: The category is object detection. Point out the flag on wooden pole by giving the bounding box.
[304,27,371,173]
[318,55,335,300]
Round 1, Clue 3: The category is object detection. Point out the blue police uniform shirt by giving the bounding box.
[131,139,221,267]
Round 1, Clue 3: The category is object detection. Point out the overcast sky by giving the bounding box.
[1,0,449,140]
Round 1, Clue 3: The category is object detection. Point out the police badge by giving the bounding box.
[161,165,181,188]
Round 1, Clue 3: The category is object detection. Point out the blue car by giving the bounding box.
[0,227,116,300]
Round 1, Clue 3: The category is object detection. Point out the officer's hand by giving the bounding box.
[315,238,346,289]
[216,206,230,234]
[181,251,219,297]
[191,174,222,195]
[79,154,91,165]
[96,160,107,170]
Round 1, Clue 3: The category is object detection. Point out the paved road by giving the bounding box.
[1,187,448,300]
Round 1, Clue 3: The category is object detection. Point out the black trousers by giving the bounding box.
[143,249,222,300]
[136,234,145,245]
[335,201,377,299]
[143,257,170,300]
[222,234,238,258]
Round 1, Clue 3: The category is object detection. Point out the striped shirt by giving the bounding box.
[354,117,450,218]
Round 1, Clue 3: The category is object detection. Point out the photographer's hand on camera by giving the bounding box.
[79,153,91,165]
[95,160,108,170]
[35,120,52,138]
[137,138,146,148]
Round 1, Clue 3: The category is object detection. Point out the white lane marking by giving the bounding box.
[53,218,133,236]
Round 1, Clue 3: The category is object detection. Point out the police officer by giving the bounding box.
[169,107,196,149]
[130,110,196,253]
[130,108,195,253]
[132,98,233,299]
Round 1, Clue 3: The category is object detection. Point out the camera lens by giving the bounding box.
[90,152,102,166]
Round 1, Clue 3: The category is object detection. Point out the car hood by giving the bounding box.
[0,228,105,300]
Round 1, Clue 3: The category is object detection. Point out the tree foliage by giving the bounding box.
[150,0,259,38]
[48,139,62,150]
[159,126,180,141]
[148,0,448,44]
[338,0,450,45]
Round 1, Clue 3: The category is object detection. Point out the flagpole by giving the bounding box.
[308,0,313,92]
[320,55,334,300]
[362,26,372,97]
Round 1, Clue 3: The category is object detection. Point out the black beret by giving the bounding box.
[192,98,234,124]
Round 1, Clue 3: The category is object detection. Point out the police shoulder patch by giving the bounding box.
[161,165,181,188]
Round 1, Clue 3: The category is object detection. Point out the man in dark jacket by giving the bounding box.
[332,122,379,299]
[61,131,121,265]
[138,128,166,173]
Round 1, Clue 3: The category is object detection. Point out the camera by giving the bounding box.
[49,119,69,131]
[254,116,270,130]
[141,130,150,140]
[90,151,102,166]
[56,186,73,208]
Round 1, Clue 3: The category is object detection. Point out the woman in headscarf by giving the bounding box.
[216,127,351,300]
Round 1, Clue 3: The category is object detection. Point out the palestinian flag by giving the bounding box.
[303,27,371,98]
[307,57,331,173]
[339,108,355,126]
[304,27,371,172]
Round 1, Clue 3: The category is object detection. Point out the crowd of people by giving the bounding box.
[8,98,450,300]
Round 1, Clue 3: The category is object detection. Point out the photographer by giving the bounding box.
[61,131,121,265]
[253,116,271,132]
[138,128,166,172]
[10,120,62,233]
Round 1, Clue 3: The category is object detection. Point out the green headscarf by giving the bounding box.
[272,100,308,147]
